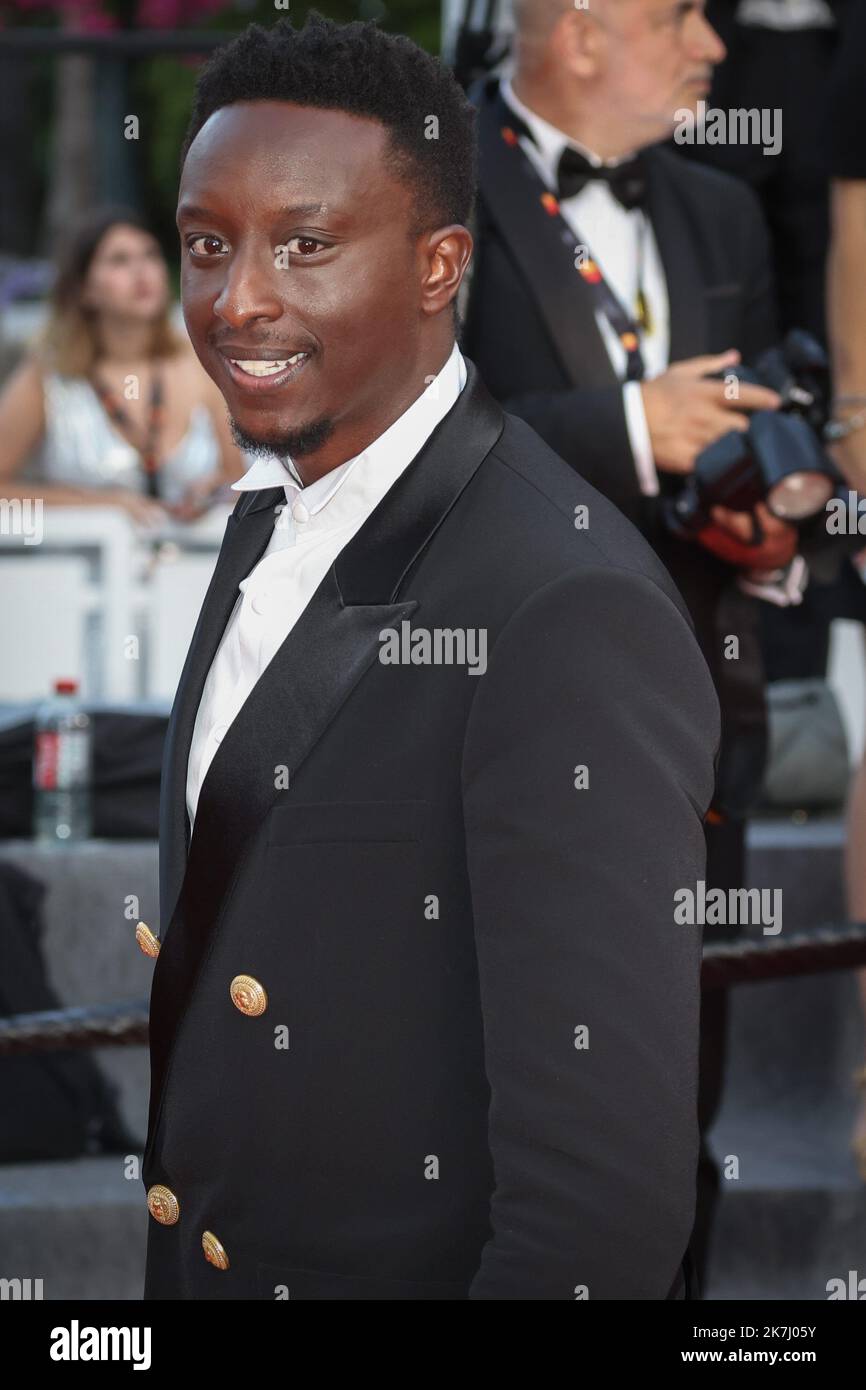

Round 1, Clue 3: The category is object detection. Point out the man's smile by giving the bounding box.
[220,349,313,394]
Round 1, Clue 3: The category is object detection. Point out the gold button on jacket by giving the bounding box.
[202,1231,230,1270]
[147,1184,179,1225]
[230,973,268,1016]
[136,922,160,958]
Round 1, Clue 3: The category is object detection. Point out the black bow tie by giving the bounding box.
[556,146,647,211]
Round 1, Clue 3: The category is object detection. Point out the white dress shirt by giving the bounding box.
[500,74,667,496]
[186,341,468,835]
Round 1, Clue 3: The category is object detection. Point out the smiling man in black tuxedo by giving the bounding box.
[140,11,720,1301]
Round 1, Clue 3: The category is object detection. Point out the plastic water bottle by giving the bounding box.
[33,678,94,843]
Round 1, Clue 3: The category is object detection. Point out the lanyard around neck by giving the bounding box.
[500,117,649,381]
[90,362,166,497]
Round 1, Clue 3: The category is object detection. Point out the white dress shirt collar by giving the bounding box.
[230,340,467,534]
[499,74,638,189]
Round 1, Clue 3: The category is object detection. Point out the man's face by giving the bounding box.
[588,0,726,142]
[177,101,425,463]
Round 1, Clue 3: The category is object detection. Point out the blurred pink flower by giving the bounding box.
[7,0,119,30]
[136,0,231,25]
[7,0,229,25]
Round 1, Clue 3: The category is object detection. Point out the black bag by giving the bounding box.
[0,859,140,1162]
[0,702,168,840]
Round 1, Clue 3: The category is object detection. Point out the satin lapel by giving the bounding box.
[146,357,505,1152]
[644,148,707,364]
[475,78,617,389]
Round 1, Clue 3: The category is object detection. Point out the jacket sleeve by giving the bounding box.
[500,384,645,524]
[460,564,720,1299]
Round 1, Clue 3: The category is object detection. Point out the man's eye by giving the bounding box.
[186,235,227,257]
[285,236,325,256]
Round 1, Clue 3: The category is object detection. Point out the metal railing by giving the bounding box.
[3,922,866,1055]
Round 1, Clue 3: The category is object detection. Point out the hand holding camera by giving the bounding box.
[641,349,783,477]
[655,332,841,570]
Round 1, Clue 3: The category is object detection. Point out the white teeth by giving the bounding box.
[230,353,307,377]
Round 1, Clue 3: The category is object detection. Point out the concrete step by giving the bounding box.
[0,1155,145,1300]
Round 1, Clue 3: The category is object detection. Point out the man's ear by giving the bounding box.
[421,224,474,319]
[559,5,606,81]
[456,204,480,327]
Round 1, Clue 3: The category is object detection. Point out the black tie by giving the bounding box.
[556,145,647,211]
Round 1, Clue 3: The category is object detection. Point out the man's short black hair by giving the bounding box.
[180,10,478,241]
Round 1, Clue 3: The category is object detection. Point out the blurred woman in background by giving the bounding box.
[0,205,245,525]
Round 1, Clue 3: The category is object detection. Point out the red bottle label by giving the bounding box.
[34,731,60,791]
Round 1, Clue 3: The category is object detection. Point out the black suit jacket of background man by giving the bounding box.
[461,75,778,817]
[142,356,720,1300]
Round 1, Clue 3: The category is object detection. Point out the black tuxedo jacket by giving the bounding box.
[461,76,780,815]
[142,357,719,1300]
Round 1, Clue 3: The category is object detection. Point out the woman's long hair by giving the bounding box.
[31,205,185,376]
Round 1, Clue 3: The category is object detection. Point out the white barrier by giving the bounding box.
[0,503,233,702]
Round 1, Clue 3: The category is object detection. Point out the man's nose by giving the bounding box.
[688,9,727,66]
[212,244,285,326]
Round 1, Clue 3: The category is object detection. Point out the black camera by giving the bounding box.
[663,330,840,539]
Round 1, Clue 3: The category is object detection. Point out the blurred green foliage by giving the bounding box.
[9,1,444,277]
